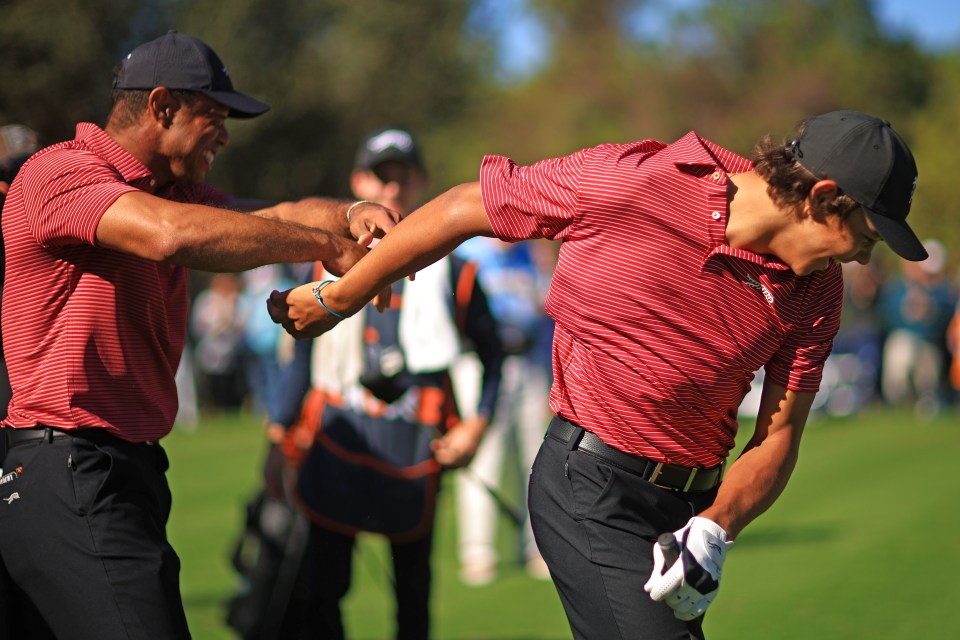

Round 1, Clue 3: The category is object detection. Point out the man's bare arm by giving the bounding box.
[698,381,815,539]
[245,197,400,243]
[95,190,367,274]
[267,181,494,338]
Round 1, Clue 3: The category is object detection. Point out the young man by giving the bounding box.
[268,128,503,639]
[267,111,925,639]
[0,32,396,639]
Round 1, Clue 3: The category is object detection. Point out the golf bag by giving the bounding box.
[225,446,310,640]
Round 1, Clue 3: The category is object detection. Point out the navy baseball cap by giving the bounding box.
[355,128,423,170]
[113,31,270,119]
[789,110,925,261]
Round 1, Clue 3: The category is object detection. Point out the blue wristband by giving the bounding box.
[311,280,348,319]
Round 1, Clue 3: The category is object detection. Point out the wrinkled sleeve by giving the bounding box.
[479,149,587,242]
[21,149,138,247]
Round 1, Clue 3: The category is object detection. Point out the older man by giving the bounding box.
[0,32,395,639]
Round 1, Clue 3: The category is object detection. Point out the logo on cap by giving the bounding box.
[367,129,415,154]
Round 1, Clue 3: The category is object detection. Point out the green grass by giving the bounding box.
[165,406,960,639]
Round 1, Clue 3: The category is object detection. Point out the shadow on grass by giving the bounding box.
[733,521,841,548]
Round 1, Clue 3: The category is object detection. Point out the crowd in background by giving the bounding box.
[180,240,960,430]
[738,239,960,422]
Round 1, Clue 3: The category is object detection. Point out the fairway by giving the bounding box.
[164,406,960,639]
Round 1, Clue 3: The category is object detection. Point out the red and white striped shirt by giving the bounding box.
[480,132,843,467]
[2,123,229,442]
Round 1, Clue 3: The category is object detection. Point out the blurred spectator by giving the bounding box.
[0,125,38,162]
[879,239,957,417]
[948,300,960,399]
[452,237,556,585]
[818,259,888,416]
[263,128,504,639]
[237,264,295,415]
[174,342,199,430]
[0,124,40,420]
[191,273,247,410]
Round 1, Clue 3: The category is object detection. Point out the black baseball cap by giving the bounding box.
[113,31,270,119]
[355,128,423,170]
[789,110,925,261]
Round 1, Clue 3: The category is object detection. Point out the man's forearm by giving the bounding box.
[96,191,358,272]
[253,197,351,237]
[698,384,813,539]
[165,206,354,272]
[698,428,801,540]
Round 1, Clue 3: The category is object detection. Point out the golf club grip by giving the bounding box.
[658,532,680,569]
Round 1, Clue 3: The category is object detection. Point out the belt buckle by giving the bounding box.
[649,462,671,490]
[649,462,698,492]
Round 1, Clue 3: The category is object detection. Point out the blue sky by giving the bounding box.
[488,0,960,79]
[875,0,960,50]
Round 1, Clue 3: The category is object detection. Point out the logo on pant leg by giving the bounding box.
[3,492,20,504]
[0,466,22,486]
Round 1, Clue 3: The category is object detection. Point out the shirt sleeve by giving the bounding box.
[764,265,845,393]
[20,148,139,247]
[479,149,587,242]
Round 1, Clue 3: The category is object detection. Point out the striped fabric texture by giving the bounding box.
[2,123,229,442]
[480,132,843,467]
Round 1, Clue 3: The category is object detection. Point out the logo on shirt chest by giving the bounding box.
[744,274,774,305]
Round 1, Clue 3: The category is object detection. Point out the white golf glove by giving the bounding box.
[643,516,733,621]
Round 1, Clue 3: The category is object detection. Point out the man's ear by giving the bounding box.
[804,179,840,220]
[147,87,178,127]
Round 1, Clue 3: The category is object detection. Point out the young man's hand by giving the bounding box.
[644,516,733,620]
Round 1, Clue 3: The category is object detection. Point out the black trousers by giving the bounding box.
[528,423,720,640]
[284,524,434,640]
[0,429,190,639]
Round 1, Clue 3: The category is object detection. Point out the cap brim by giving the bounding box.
[203,90,270,119]
[864,209,927,261]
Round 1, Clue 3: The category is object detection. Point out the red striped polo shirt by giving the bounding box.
[480,132,844,467]
[2,123,229,442]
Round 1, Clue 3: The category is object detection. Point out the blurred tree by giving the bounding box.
[175,0,491,201]
[661,0,932,151]
[0,0,952,262]
[0,0,490,201]
[463,0,933,158]
[0,0,159,144]
[905,52,960,264]
[445,0,946,259]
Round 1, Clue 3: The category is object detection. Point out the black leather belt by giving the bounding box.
[546,417,724,493]
[3,427,71,448]
[1,427,155,449]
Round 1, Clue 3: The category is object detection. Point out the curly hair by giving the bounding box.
[752,122,861,222]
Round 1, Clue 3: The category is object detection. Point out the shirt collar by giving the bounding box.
[668,131,792,272]
[75,123,155,190]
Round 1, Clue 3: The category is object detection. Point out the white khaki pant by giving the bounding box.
[451,353,551,571]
